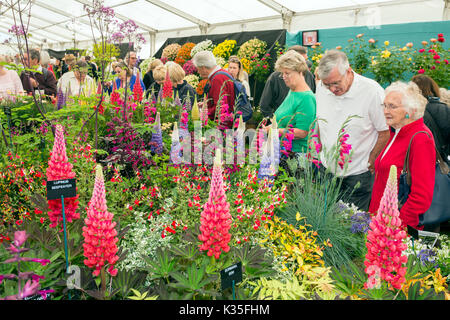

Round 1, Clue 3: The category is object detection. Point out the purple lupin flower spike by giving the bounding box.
[56,87,65,110]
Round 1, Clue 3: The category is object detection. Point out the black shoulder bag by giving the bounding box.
[398,131,450,227]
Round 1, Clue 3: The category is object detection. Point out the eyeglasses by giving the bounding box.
[322,73,347,89]
[382,103,401,110]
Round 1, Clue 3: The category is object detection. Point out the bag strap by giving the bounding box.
[402,130,449,186]
[210,71,234,83]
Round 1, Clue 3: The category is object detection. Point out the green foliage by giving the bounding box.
[278,159,366,269]
[344,34,375,75]
[112,270,148,299]
[250,275,307,300]
[411,40,450,88]
[368,42,414,87]
[128,288,158,300]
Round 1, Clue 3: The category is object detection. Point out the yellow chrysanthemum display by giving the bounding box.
[240,58,251,74]
[237,38,267,60]
[212,39,237,59]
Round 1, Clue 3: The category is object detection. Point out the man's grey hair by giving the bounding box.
[40,50,50,66]
[192,50,217,69]
[28,49,41,63]
[317,49,350,79]
[288,45,308,56]
[385,81,427,120]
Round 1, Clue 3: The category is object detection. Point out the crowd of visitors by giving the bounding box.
[2,44,449,232]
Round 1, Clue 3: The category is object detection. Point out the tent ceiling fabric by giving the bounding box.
[0,0,447,56]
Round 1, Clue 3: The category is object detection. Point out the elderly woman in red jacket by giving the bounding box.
[369,81,436,230]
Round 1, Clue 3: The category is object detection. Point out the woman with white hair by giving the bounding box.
[369,81,436,231]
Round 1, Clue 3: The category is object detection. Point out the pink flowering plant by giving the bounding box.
[0,230,53,300]
[412,33,449,88]
[363,165,408,294]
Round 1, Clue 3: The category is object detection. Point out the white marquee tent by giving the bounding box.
[1,0,449,58]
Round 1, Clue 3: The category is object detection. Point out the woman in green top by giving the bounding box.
[264,50,316,166]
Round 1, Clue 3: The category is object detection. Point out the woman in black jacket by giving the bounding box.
[412,75,450,164]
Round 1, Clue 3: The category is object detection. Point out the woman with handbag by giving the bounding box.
[368,81,436,231]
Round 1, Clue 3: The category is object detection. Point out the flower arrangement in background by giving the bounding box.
[182,59,197,75]
[139,57,156,74]
[215,56,226,68]
[249,53,271,82]
[184,74,200,89]
[237,38,267,61]
[190,39,215,58]
[161,43,181,61]
[196,78,209,96]
[175,42,196,66]
[412,33,449,88]
[344,33,375,75]
[368,40,414,87]
[240,57,251,74]
[213,39,237,59]
[309,42,324,72]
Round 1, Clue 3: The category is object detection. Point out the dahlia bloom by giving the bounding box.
[364,165,408,290]
[198,148,232,259]
[82,165,119,277]
[46,125,79,229]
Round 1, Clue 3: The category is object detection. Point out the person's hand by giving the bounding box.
[367,156,376,174]
[30,78,39,88]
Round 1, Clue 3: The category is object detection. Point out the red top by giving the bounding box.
[369,118,436,229]
[207,69,235,128]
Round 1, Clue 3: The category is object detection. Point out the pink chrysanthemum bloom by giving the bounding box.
[198,148,232,259]
[82,165,119,277]
[364,165,408,290]
[46,124,79,229]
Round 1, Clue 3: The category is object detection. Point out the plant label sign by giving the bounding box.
[220,262,242,291]
[47,179,77,200]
